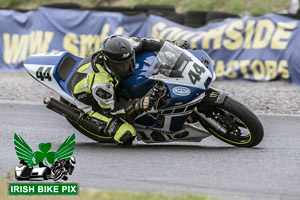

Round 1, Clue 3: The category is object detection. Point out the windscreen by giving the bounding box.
[147,42,192,79]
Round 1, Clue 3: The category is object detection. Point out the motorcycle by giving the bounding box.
[15,161,51,180]
[24,41,264,147]
[50,158,75,181]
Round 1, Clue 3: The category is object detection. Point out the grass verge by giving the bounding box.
[0,0,291,15]
[1,170,217,200]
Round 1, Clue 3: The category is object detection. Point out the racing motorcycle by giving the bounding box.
[24,42,264,147]
[50,157,76,181]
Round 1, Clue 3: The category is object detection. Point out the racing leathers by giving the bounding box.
[71,37,188,145]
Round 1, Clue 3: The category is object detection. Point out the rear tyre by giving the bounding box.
[43,174,48,180]
[198,96,264,147]
[60,97,114,143]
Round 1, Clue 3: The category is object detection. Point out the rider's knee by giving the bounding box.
[106,118,136,145]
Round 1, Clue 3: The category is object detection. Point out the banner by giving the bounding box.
[1,7,300,85]
[149,14,300,85]
[0,7,147,70]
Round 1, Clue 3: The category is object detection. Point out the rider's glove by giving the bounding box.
[135,96,155,111]
[124,92,157,117]
[173,39,189,49]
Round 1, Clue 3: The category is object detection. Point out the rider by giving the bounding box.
[71,35,189,146]
[51,156,76,181]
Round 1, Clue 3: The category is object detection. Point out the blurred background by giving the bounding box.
[1,0,300,28]
[0,0,298,15]
[0,0,300,114]
[1,2,300,200]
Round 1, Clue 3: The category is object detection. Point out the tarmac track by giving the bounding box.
[0,102,300,200]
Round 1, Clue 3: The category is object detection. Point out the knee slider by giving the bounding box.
[119,131,134,142]
[119,131,136,146]
[106,118,136,144]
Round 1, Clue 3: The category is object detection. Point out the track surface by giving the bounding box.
[0,103,300,200]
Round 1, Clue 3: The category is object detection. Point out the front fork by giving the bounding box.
[192,87,228,131]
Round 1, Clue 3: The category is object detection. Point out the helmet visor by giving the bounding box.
[110,60,131,74]
[108,56,135,79]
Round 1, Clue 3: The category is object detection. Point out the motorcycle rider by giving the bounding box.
[51,156,76,181]
[71,35,189,146]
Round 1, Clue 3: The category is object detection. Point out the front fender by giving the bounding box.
[197,87,228,113]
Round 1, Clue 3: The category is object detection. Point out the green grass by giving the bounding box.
[133,0,290,14]
[134,0,180,6]
[0,0,291,15]
[0,169,217,200]
[0,178,217,200]
[0,0,97,10]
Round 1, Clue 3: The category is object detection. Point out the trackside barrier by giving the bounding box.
[1,5,300,85]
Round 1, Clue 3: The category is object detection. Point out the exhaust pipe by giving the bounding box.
[44,97,103,135]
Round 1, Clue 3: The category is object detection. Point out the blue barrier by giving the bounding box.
[1,7,300,85]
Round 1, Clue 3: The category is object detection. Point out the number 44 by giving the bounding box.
[36,67,52,81]
[188,63,205,85]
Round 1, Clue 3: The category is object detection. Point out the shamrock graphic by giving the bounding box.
[14,133,75,167]
[33,143,56,165]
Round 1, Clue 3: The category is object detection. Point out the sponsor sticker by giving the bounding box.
[172,86,191,96]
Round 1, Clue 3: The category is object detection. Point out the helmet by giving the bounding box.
[70,156,76,164]
[102,35,135,80]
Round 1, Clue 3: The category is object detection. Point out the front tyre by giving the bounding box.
[53,170,64,181]
[198,96,264,147]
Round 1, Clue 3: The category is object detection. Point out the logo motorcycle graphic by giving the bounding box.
[14,133,76,181]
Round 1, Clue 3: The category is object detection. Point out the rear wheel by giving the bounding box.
[198,96,264,147]
[43,174,48,180]
[60,97,114,143]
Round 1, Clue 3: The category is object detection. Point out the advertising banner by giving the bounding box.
[1,7,300,85]
[149,14,300,85]
[0,7,147,70]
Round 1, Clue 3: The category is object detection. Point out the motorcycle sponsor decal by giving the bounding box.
[172,86,191,96]
[10,133,78,195]
[210,91,219,98]
[201,58,209,67]
[178,60,188,72]
[121,52,130,58]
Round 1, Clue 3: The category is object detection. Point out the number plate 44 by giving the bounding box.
[182,61,211,89]
[36,66,53,81]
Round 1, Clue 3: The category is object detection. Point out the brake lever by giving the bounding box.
[153,82,167,110]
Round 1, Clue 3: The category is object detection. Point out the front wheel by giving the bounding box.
[53,170,64,181]
[198,96,264,147]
